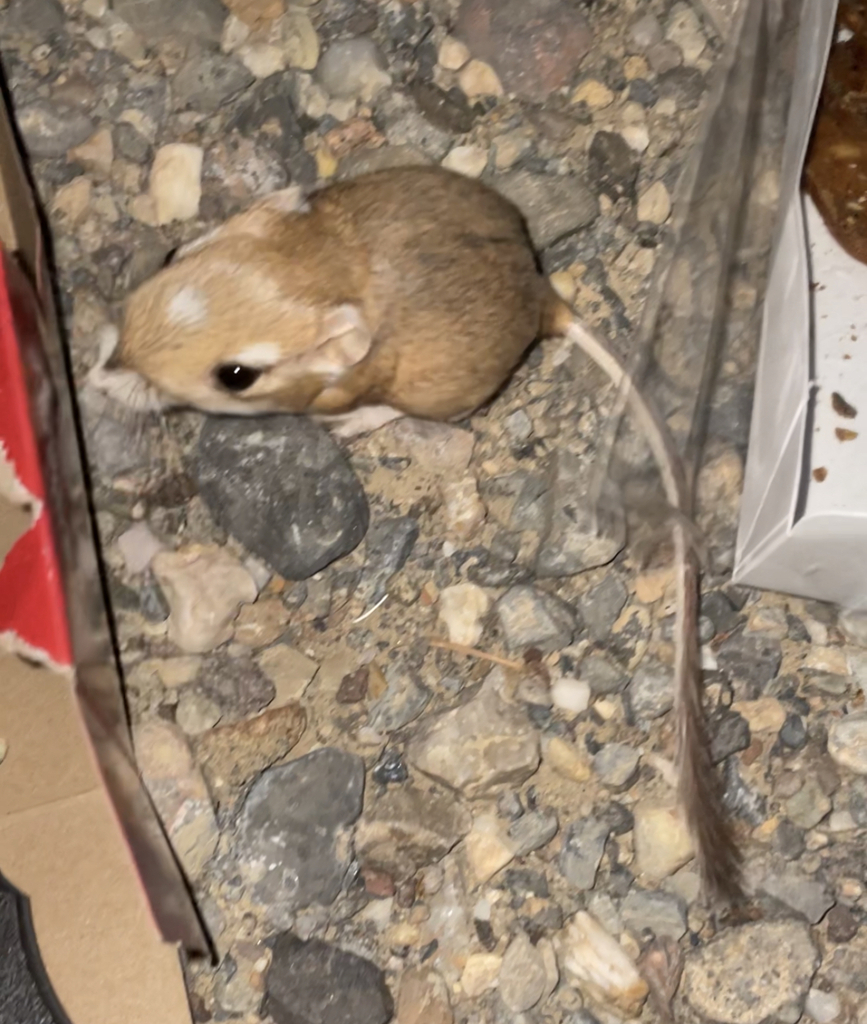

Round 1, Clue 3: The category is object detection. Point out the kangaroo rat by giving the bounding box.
[106,166,742,902]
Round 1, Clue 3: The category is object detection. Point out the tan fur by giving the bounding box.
[114,166,743,903]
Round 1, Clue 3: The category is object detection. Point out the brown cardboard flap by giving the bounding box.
[0,654,192,1024]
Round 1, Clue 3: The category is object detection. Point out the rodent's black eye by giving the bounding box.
[215,364,263,392]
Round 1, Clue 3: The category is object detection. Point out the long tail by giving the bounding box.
[559,310,743,903]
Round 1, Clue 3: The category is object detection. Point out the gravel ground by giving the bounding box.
[4,0,867,1022]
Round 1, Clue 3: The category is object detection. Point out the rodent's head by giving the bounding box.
[105,187,373,415]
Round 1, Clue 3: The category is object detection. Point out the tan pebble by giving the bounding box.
[634,565,675,604]
[140,655,202,688]
[624,55,649,79]
[731,697,787,733]
[284,9,320,71]
[803,647,849,675]
[637,180,671,225]
[571,79,614,110]
[442,144,488,178]
[549,271,577,305]
[442,475,486,537]
[438,35,470,71]
[315,146,338,179]
[461,953,502,998]
[51,176,92,224]
[462,812,516,887]
[233,596,290,648]
[239,41,286,78]
[458,59,503,99]
[543,735,591,782]
[633,802,694,882]
[696,449,743,514]
[256,643,319,704]
[148,143,203,225]
[68,127,114,179]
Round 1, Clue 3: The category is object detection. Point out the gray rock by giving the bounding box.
[237,749,364,924]
[195,652,275,722]
[627,12,663,50]
[647,39,685,75]
[785,776,831,829]
[79,388,151,476]
[495,171,598,249]
[316,36,390,101]
[700,590,741,636]
[496,585,579,653]
[621,889,687,940]
[581,651,628,695]
[508,808,559,857]
[716,631,783,696]
[195,416,369,580]
[657,67,706,110]
[759,867,834,924]
[480,472,547,532]
[266,933,393,1024]
[456,0,593,104]
[407,686,540,798]
[683,921,819,1024]
[172,53,254,113]
[355,784,471,881]
[499,932,547,1012]
[587,132,640,204]
[113,0,226,48]
[627,659,673,722]
[559,819,610,890]
[410,81,476,135]
[4,0,65,37]
[114,122,152,164]
[580,576,628,641]
[709,708,751,763]
[536,451,625,577]
[359,516,419,604]
[368,663,431,733]
[17,102,94,159]
[593,743,640,790]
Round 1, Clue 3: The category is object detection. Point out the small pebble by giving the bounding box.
[592,743,640,790]
[148,143,203,225]
[438,35,470,71]
[551,676,591,714]
[442,144,488,178]
[458,59,504,99]
[804,988,842,1024]
[438,582,491,647]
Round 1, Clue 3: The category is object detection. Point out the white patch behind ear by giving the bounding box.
[166,285,209,327]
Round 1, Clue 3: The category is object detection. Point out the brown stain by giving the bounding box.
[836,427,859,441]
[813,467,828,482]
[832,391,858,418]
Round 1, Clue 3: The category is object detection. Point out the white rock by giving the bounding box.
[149,143,203,225]
[239,41,285,77]
[441,476,486,537]
[221,12,250,52]
[317,37,390,101]
[462,812,516,887]
[52,177,92,224]
[152,544,258,653]
[828,712,867,775]
[117,522,164,574]
[461,953,502,998]
[666,3,706,64]
[805,989,841,1024]
[438,583,491,647]
[633,802,695,882]
[442,144,488,178]
[559,911,649,1018]
[637,180,671,224]
[551,676,591,714]
[282,9,320,70]
[621,124,650,153]
[458,59,503,99]
[438,35,470,71]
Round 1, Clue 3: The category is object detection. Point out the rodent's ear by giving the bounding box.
[311,303,372,375]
